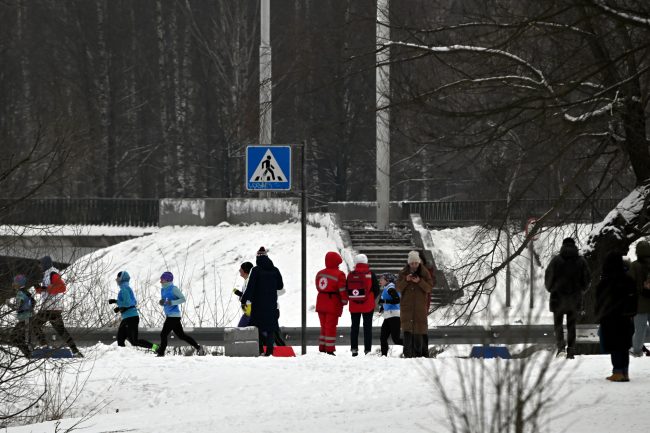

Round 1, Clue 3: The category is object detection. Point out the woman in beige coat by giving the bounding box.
[397,250,433,358]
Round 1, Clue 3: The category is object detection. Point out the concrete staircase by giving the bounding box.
[344,221,415,276]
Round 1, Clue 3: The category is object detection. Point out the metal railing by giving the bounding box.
[403,198,621,226]
[0,198,159,227]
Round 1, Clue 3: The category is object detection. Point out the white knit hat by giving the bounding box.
[407,250,421,264]
[354,254,368,264]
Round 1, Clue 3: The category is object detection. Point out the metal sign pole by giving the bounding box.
[301,141,307,355]
[529,240,534,309]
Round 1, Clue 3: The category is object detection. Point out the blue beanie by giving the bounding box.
[160,271,174,282]
[14,274,28,287]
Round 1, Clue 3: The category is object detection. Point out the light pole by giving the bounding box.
[376,0,390,230]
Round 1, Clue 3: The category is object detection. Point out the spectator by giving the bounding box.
[596,252,637,382]
[628,241,650,357]
[5,274,35,357]
[233,262,254,327]
[32,256,83,357]
[544,238,590,359]
[108,271,157,352]
[417,250,436,357]
[156,271,204,357]
[315,251,348,355]
[242,247,284,356]
[396,251,433,358]
[378,273,403,356]
[347,254,379,356]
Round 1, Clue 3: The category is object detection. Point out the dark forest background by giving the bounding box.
[1,0,647,207]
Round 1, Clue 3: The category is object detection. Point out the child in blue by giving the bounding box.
[108,271,157,352]
[156,271,204,357]
[378,273,403,356]
[5,274,34,357]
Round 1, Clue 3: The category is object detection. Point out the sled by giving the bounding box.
[263,345,296,357]
[31,347,74,359]
[469,345,511,359]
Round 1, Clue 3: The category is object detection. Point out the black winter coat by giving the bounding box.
[242,255,284,332]
[595,254,637,353]
[544,244,590,312]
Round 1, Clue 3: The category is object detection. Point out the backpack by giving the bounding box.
[347,271,372,302]
[19,289,35,313]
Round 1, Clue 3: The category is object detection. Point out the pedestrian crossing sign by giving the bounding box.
[246,146,292,190]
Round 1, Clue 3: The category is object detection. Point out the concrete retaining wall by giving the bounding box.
[327,201,404,221]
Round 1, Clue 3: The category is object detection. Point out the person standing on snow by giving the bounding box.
[595,252,637,382]
[347,253,379,356]
[315,251,348,355]
[5,274,35,357]
[31,255,83,357]
[628,241,650,357]
[108,271,157,352]
[378,273,403,356]
[396,251,433,358]
[156,271,204,357]
[241,247,284,356]
[233,262,254,327]
[544,237,590,359]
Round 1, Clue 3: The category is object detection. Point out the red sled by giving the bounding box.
[263,346,296,357]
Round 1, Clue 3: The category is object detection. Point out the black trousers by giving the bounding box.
[32,310,79,352]
[158,317,200,355]
[553,310,577,350]
[117,316,154,349]
[380,316,403,356]
[403,332,425,358]
[350,311,373,353]
[11,320,32,357]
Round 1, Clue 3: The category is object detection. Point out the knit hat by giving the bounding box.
[407,250,421,264]
[160,271,174,282]
[40,255,53,271]
[13,274,27,288]
[381,273,396,283]
[257,246,268,256]
[354,254,368,265]
[562,237,576,246]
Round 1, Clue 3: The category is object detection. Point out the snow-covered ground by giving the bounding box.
[3,221,650,432]
[4,344,650,433]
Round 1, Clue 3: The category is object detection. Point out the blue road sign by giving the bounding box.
[246,146,292,190]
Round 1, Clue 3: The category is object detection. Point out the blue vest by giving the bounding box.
[16,290,33,321]
[161,284,181,317]
[380,282,401,312]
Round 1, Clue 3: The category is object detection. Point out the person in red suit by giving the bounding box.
[347,254,379,356]
[315,251,348,355]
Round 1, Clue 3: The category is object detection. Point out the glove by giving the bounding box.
[379,306,384,314]
[165,299,172,306]
[158,299,165,306]
[113,307,120,313]
[244,302,252,317]
[108,299,117,304]
[233,288,243,297]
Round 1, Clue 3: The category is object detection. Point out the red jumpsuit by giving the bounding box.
[315,252,348,353]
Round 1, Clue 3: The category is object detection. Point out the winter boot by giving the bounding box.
[642,345,650,356]
[351,348,358,357]
[606,372,628,382]
[196,346,206,356]
[555,348,566,358]
[566,347,575,359]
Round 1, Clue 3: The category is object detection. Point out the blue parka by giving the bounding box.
[116,271,139,319]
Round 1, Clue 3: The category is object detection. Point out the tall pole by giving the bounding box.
[376,0,390,230]
[260,0,272,146]
[301,141,307,355]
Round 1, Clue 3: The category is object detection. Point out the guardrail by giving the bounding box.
[0,324,603,348]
